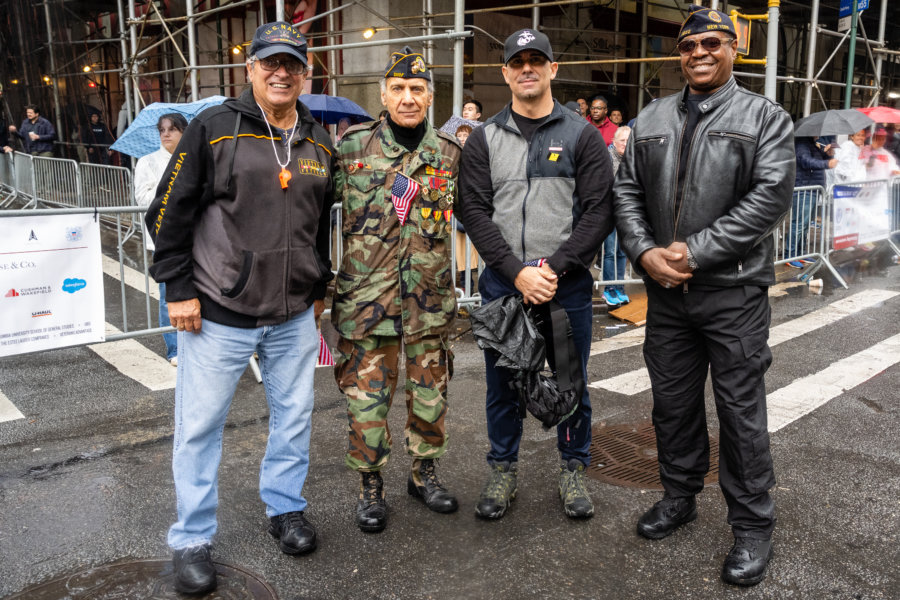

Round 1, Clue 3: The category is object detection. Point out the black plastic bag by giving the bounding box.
[470,295,583,429]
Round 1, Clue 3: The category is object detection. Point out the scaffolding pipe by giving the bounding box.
[328,0,338,97]
[128,0,141,114]
[613,0,620,86]
[872,0,888,106]
[533,0,539,29]
[637,0,648,112]
[764,1,780,100]
[187,1,199,101]
[127,0,259,26]
[844,0,859,108]
[115,0,133,126]
[42,0,64,145]
[803,0,820,116]
[276,0,285,20]
[425,0,434,123]
[453,0,465,116]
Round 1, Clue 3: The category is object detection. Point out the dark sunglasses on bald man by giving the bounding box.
[676,36,734,55]
[255,56,306,75]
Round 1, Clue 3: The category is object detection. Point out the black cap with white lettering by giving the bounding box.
[503,29,554,64]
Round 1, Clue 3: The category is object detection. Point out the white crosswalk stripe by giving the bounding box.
[88,323,177,391]
[0,389,25,423]
[589,289,899,395]
[767,332,900,432]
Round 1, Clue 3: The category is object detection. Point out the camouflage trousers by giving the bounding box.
[335,334,452,472]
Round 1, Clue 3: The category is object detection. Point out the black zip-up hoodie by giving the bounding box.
[146,89,336,327]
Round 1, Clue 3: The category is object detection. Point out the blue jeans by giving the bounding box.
[478,267,594,466]
[167,308,318,550]
[787,189,815,258]
[602,231,626,293]
[159,282,177,360]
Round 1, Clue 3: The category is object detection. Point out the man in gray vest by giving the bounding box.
[458,29,613,521]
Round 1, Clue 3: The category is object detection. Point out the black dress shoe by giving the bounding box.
[636,495,697,539]
[408,458,458,513]
[172,544,217,595]
[722,537,774,586]
[269,511,317,555]
[357,471,387,533]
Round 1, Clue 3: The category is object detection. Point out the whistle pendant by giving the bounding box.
[279,167,292,189]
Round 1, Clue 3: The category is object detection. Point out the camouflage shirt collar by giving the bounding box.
[377,118,443,167]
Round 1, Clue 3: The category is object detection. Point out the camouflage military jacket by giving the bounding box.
[333,119,461,342]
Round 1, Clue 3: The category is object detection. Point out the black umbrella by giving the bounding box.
[794,109,874,137]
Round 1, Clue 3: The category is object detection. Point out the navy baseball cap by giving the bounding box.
[677,4,737,43]
[503,29,554,64]
[250,21,308,66]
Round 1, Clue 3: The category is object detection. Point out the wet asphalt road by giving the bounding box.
[0,254,898,599]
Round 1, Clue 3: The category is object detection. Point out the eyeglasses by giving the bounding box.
[255,56,306,75]
[590,105,607,111]
[676,36,734,55]
[507,54,548,69]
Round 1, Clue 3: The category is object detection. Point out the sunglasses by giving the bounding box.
[507,54,548,69]
[676,36,734,55]
[255,56,306,75]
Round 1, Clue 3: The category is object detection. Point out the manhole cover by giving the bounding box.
[6,559,278,599]
[587,421,719,490]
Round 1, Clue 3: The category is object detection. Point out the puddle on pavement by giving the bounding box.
[6,559,277,599]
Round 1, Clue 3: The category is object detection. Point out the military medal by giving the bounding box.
[421,207,432,219]
[256,100,299,190]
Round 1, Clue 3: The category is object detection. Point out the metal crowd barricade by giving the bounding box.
[448,216,482,307]
[80,163,138,243]
[0,153,16,207]
[31,156,80,207]
[13,152,35,206]
[891,176,900,246]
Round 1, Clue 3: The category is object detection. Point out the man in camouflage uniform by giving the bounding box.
[333,46,462,533]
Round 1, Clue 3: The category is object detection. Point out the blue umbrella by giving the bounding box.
[299,94,372,125]
[110,95,229,158]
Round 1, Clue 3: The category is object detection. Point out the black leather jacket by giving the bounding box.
[614,77,795,287]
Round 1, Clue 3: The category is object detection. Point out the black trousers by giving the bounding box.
[643,282,776,539]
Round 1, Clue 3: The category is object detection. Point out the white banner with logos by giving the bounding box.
[0,214,105,357]
[832,182,891,250]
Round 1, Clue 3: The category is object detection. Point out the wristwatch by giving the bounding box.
[686,246,699,271]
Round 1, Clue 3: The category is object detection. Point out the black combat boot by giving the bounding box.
[268,511,317,555]
[407,458,458,513]
[722,536,774,586]
[636,494,697,539]
[356,471,387,533]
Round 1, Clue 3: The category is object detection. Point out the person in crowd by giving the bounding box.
[462,99,483,121]
[587,95,618,146]
[882,123,900,162]
[834,128,867,183]
[614,5,794,587]
[601,125,631,306]
[332,45,462,534]
[564,100,582,116]
[145,22,336,595]
[609,108,624,126]
[455,124,472,146]
[133,113,189,366]
[458,29,613,522]
[336,116,352,139]
[82,112,115,164]
[576,97,589,117]
[786,136,836,266]
[9,104,55,156]
[862,127,900,180]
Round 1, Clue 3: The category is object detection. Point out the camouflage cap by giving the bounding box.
[677,4,737,43]
[384,46,431,81]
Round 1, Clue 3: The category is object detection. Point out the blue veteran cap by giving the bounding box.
[250,21,308,66]
[677,4,737,43]
[384,46,431,81]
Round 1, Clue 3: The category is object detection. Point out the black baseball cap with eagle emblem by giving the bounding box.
[503,29,554,64]
[384,46,431,81]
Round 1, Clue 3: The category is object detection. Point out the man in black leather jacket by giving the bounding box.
[613,5,794,587]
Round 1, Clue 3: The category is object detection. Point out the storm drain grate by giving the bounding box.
[6,559,277,599]
[587,421,719,490]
